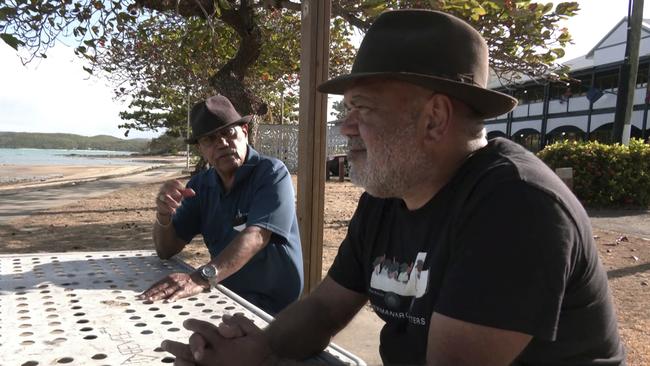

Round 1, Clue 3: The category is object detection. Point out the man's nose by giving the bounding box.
[338,114,358,137]
[215,135,230,146]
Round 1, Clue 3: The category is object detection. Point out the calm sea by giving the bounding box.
[0,148,146,166]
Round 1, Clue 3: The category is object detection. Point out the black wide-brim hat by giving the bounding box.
[317,10,517,119]
[186,94,252,144]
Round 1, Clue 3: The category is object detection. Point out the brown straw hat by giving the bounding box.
[186,94,252,144]
[317,9,517,119]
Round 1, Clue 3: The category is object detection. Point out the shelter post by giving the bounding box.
[297,0,331,294]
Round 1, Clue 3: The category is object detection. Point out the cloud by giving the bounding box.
[0,43,162,139]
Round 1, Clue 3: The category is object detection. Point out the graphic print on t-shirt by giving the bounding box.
[370,252,429,298]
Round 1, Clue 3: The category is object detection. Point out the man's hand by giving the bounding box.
[137,272,208,302]
[152,180,193,258]
[217,313,253,339]
[161,315,275,366]
[156,179,196,218]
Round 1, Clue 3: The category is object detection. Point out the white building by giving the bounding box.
[487,17,650,151]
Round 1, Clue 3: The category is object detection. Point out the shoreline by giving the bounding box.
[0,155,187,192]
[0,164,127,183]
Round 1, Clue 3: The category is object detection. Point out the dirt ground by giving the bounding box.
[0,176,648,365]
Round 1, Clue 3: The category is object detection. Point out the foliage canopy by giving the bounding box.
[1,0,578,138]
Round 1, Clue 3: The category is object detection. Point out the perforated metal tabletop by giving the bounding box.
[0,250,365,366]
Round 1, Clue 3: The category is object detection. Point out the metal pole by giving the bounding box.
[186,90,190,171]
[280,90,285,125]
[587,70,596,140]
[612,0,644,144]
[506,89,513,138]
[540,82,550,150]
[642,97,649,141]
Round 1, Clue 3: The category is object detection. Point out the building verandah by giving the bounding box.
[486,17,650,151]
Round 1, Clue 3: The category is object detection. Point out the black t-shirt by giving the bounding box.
[328,138,625,365]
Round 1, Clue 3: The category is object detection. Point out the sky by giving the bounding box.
[551,0,648,61]
[0,43,160,139]
[0,0,648,139]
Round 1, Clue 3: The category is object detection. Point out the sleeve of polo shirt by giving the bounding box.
[433,181,576,342]
[171,178,202,243]
[245,161,296,241]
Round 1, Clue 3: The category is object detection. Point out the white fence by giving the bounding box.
[255,123,347,172]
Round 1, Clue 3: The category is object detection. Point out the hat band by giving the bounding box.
[349,70,482,88]
[422,72,479,87]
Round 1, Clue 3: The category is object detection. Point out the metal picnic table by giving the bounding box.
[0,250,365,366]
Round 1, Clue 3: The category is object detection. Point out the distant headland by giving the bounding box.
[0,131,150,152]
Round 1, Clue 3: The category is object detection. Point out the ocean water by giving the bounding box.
[0,148,146,166]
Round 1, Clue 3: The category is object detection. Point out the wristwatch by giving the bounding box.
[199,264,219,288]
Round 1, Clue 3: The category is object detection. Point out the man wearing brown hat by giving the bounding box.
[162,10,624,366]
[140,94,303,315]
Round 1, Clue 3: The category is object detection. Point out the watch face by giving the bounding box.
[201,265,217,278]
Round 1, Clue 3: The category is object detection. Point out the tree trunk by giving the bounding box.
[137,0,265,147]
[210,1,264,147]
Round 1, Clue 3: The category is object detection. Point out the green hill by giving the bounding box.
[0,132,150,152]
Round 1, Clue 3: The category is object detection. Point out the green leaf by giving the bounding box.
[551,47,565,58]
[0,33,25,50]
[82,66,93,74]
[558,31,571,43]
[472,5,487,19]
[0,6,17,21]
[361,0,388,16]
[361,0,386,6]
[555,2,580,16]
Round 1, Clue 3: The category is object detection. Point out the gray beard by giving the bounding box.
[349,145,432,199]
[347,106,432,199]
[349,162,401,198]
[350,161,418,199]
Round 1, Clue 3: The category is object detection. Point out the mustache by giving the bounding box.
[216,149,237,157]
[346,137,366,151]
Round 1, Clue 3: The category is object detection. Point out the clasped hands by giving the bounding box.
[161,313,276,366]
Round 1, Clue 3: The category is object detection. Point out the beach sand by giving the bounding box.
[0,165,648,365]
[1,164,142,185]
[0,155,187,191]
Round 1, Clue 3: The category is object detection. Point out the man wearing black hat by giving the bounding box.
[140,94,303,316]
[162,10,624,366]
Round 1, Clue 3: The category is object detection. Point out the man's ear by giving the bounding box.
[241,123,249,138]
[422,94,453,144]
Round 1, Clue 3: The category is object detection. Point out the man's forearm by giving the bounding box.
[264,296,340,361]
[152,213,185,259]
[210,225,270,282]
[263,278,367,361]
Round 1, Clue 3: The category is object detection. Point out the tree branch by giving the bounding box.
[331,4,371,30]
[134,0,213,18]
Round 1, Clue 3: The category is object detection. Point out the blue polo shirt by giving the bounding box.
[172,146,303,314]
